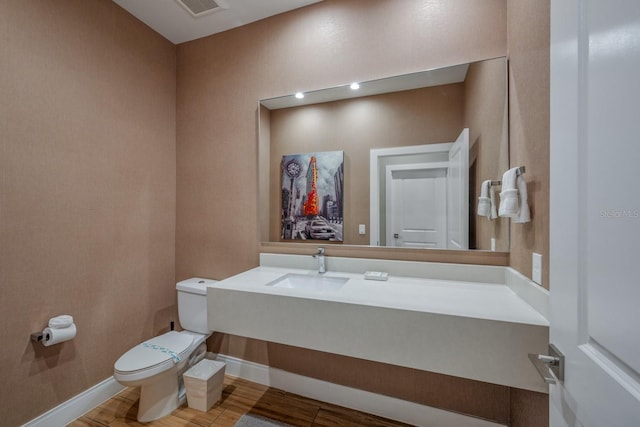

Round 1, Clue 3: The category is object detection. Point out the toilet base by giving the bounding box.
[138,371,180,422]
[134,341,207,422]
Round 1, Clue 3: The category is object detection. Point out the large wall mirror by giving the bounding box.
[259,57,509,253]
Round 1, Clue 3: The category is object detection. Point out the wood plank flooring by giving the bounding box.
[67,375,413,427]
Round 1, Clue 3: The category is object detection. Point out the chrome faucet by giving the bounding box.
[313,247,326,274]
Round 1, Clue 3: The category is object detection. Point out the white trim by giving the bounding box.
[216,354,505,427]
[386,161,450,173]
[370,143,453,246]
[22,377,125,427]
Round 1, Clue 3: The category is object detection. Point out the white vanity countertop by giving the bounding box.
[209,266,548,327]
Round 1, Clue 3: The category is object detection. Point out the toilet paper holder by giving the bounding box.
[31,314,76,345]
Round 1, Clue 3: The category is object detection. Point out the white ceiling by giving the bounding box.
[112,0,323,44]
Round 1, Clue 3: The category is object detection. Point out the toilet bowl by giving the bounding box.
[113,278,216,422]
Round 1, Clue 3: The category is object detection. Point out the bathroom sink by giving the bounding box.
[266,273,349,292]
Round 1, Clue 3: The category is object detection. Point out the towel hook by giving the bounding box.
[490,180,501,187]
[516,166,526,176]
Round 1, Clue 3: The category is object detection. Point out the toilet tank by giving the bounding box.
[176,278,217,334]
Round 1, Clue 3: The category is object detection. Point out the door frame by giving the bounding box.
[446,128,470,250]
[370,143,453,246]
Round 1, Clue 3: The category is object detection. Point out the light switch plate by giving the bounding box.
[358,224,366,235]
[532,252,542,285]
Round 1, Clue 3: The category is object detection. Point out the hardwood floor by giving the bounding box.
[67,375,413,427]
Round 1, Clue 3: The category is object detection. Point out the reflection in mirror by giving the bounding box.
[259,57,509,252]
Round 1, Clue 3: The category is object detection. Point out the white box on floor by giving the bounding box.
[183,359,225,412]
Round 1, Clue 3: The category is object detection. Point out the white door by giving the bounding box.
[385,164,447,248]
[550,1,640,426]
[447,129,469,249]
[369,143,453,246]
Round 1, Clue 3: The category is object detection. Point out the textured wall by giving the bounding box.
[464,58,510,251]
[176,0,508,281]
[0,1,176,425]
[268,84,464,245]
[177,1,548,424]
[507,0,551,288]
[0,0,550,424]
[212,333,549,426]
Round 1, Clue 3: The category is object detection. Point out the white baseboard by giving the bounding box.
[216,354,505,427]
[22,356,506,427]
[22,377,125,427]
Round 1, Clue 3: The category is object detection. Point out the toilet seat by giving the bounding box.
[114,331,195,382]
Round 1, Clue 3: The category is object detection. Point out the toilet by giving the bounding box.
[114,277,216,422]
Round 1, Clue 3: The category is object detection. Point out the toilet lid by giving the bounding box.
[114,331,194,374]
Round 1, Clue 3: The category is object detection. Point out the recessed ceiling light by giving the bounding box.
[295,92,304,99]
[350,82,360,90]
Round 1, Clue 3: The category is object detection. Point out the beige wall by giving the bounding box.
[212,333,548,426]
[268,84,464,244]
[508,0,551,288]
[0,0,550,424]
[464,59,510,251]
[177,1,548,424]
[176,0,508,280]
[0,1,176,425]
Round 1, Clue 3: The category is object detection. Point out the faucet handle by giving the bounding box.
[313,247,325,257]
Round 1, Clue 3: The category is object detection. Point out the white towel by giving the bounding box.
[477,180,497,219]
[514,174,531,223]
[499,167,531,223]
[499,168,519,217]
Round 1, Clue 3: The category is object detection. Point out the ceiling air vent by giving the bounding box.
[175,0,228,18]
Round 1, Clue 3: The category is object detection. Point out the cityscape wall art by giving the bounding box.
[280,150,344,241]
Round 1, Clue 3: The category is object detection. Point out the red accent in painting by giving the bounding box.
[304,156,319,216]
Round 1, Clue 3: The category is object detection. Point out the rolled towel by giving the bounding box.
[499,168,520,218]
[490,182,498,219]
[477,180,498,219]
[477,198,490,217]
[477,180,491,217]
[513,174,531,224]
